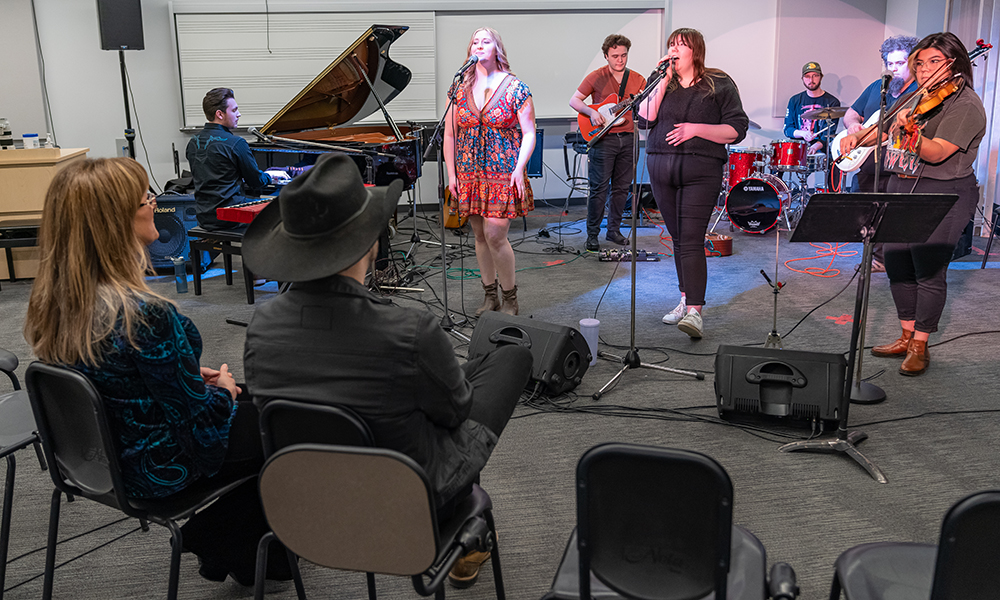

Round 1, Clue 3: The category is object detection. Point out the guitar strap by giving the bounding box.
[617,69,630,99]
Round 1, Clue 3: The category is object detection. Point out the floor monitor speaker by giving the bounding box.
[715,345,845,426]
[469,312,591,395]
[149,194,199,269]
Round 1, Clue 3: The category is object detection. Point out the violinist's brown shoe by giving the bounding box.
[871,329,913,357]
[900,339,929,376]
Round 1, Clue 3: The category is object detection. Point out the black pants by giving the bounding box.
[436,344,533,522]
[586,132,635,237]
[883,174,979,333]
[648,153,724,306]
[179,396,289,580]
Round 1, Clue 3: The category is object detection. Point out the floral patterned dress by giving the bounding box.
[454,74,534,218]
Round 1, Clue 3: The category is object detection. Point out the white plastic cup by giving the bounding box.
[22,133,39,149]
[579,318,599,366]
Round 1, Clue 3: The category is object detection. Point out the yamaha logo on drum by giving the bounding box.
[742,186,766,192]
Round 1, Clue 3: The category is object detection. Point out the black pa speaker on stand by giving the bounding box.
[715,345,845,427]
[148,194,201,270]
[96,0,144,50]
[469,312,591,395]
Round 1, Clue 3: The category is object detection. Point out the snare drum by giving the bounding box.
[806,153,827,173]
[726,147,766,191]
[769,139,808,172]
[725,174,790,234]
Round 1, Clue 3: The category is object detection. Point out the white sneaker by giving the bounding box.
[661,299,687,324]
[677,310,703,339]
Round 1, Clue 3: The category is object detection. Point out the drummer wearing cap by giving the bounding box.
[242,153,533,588]
[783,62,841,155]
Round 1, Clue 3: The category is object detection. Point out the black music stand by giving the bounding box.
[779,192,957,483]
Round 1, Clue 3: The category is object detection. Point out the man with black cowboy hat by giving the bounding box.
[242,153,533,588]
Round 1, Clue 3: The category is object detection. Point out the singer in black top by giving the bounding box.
[638,28,749,339]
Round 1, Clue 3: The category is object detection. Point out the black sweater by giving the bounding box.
[642,72,749,163]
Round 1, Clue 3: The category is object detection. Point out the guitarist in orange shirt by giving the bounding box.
[570,34,647,251]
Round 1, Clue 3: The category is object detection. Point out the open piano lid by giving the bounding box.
[260,25,411,136]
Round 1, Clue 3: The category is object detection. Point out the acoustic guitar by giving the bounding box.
[443,188,468,229]
[577,94,630,142]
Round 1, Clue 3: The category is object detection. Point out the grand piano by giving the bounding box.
[249,24,422,189]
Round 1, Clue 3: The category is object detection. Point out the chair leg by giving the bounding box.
[829,572,843,600]
[286,546,306,600]
[190,241,203,295]
[139,518,149,532]
[0,455,16,598]
[223,244,234,285]
[33,440,47,471]
[367,572,377,600]
[484,510,506,600]
[243,263,255,305]
[165,520,183,600]
[254,532,273,600]
[982,217,997,268]
[42,488,62,600]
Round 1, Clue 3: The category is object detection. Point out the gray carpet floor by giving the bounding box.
[1,202,999,599]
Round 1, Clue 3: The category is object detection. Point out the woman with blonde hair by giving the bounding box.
[23,157,287,585]
[444,26,536,316]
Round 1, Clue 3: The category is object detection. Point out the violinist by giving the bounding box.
[839,32,986,376]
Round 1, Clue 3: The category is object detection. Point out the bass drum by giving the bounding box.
[726,174,789,234]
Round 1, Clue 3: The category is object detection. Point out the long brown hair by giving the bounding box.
[908,32,974,88]
[24,157,168,366]
[667,28,728,95]
[461,27,515,95]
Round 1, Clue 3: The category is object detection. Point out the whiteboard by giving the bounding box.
[174,11,437,128]
[435,11,664,120]
[172,8,662,127]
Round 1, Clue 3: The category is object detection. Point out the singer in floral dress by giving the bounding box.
[445,27,536,316]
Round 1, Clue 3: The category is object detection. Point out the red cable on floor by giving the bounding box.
[784,242,857,277]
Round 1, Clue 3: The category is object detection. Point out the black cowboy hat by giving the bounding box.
[242,153,403,282]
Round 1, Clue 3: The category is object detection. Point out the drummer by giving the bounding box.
[783,62,841,155]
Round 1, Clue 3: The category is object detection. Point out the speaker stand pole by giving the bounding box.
[590,72,705,401]
[118,50,136,160]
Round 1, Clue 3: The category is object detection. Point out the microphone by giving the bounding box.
[455,55,479,78]
[657,56,677,75]
[247,127,269,142]
[880,69,893,90]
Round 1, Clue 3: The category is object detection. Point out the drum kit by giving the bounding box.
[720,106,847,234]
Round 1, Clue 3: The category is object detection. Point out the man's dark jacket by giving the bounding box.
[185,123,270,229]
[244,275,495,505]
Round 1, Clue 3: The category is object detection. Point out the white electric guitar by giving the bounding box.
[830,112,881,172]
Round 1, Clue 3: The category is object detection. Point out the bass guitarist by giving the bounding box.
[570,34,646,251]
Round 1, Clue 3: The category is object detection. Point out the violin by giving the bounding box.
[901,77,963,134]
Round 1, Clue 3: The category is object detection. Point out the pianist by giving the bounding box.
[186,88,287,231]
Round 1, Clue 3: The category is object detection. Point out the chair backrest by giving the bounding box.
[259,399,374,456]
[577,443,734,600]
[24,362,130,508]
[259,443,440,576]
[930,490,1000,600]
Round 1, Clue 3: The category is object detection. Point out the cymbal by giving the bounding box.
[748,120,762,130]
[801,106,849,120]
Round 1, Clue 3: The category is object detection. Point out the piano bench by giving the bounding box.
[0,221,40,291]
[187,227,257,305]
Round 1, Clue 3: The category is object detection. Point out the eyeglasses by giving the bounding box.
[914,58,947,70]
[139,192,157,208]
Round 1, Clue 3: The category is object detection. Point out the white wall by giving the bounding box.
[0,0,48,142]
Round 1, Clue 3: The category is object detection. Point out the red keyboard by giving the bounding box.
[216,199,272,224]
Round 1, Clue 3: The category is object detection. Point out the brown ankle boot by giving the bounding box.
[475,280,499,317]
[499,285,518,316]
[900,338,929,376]
[871,329,913,357]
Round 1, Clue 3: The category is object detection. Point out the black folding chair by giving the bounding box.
[829,490,1000,600]
[254,400,504,600]
[25,362,253,600]
[542,442,770,600]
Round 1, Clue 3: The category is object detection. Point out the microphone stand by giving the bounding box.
[593,64,705,400]
[422,73,468,333]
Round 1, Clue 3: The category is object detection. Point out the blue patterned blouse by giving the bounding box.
[74,299,237,499]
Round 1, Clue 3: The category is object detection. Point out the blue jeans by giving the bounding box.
[586,132,635,237]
